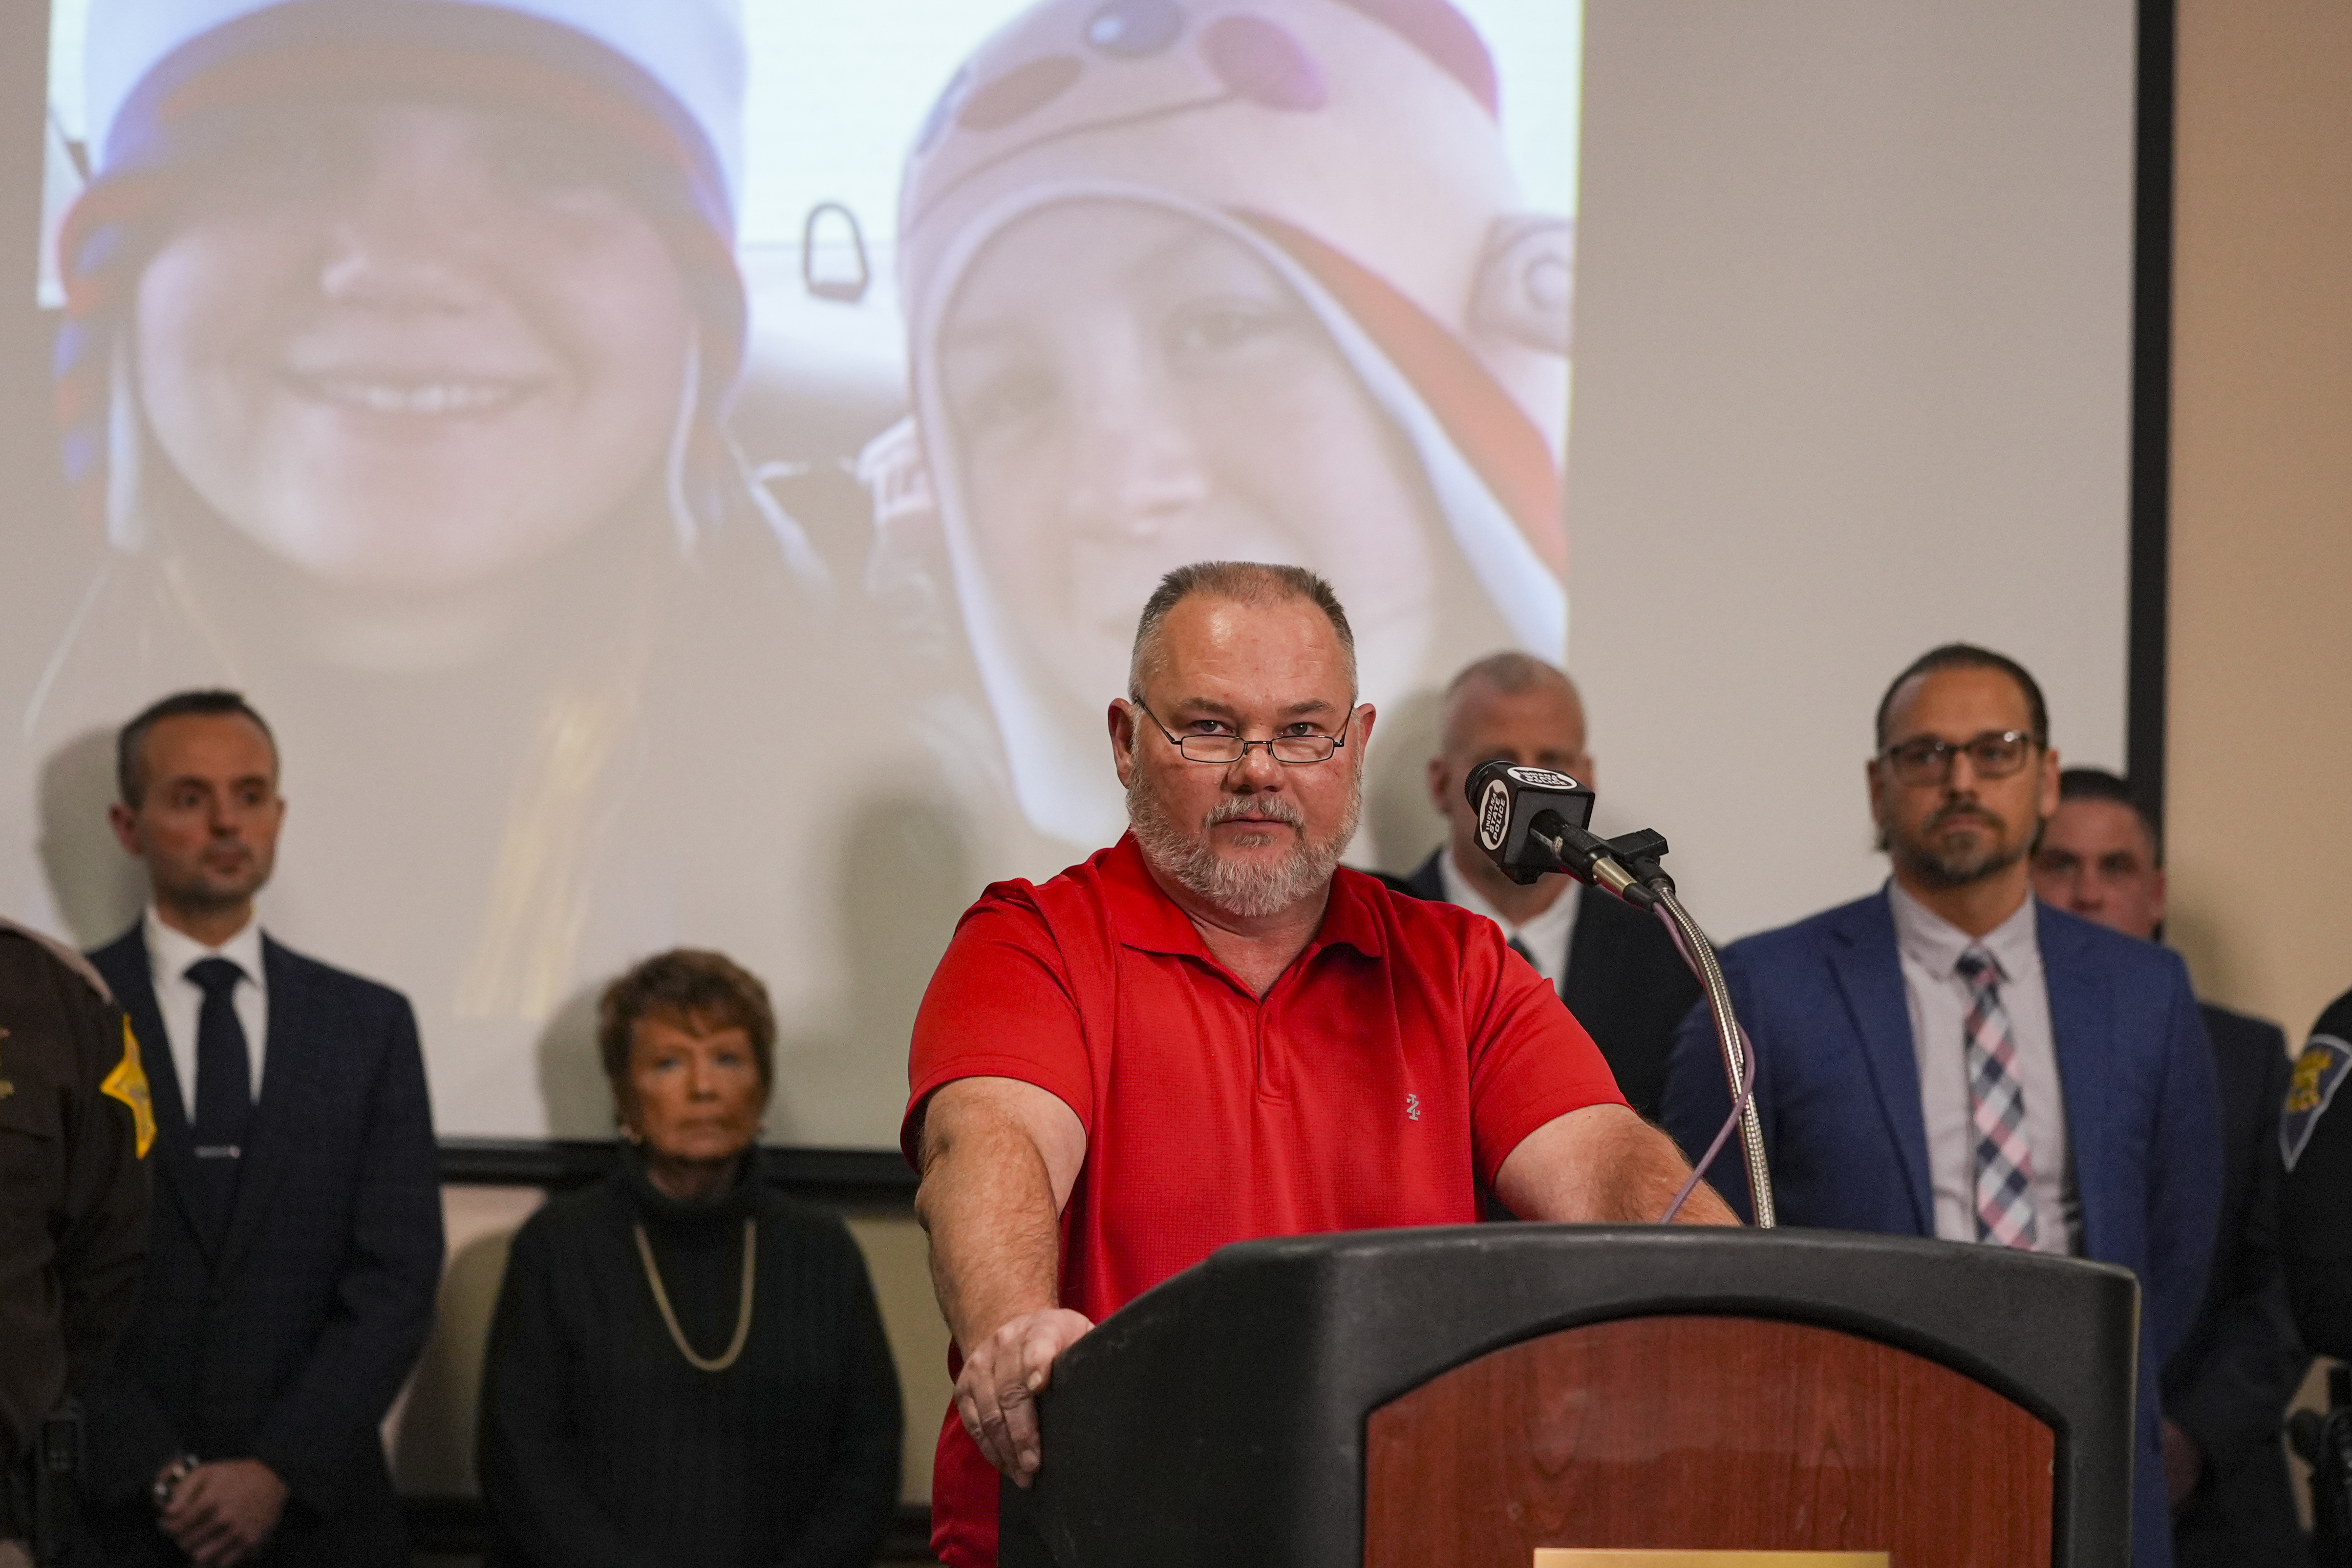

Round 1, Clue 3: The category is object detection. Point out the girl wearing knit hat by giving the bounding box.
[31,0,873,1138]
[53,0,793,590]
[863,0,1573,860]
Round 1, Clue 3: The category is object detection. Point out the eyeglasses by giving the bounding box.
[1131,699,1347,765]
[1879,730,2037,786]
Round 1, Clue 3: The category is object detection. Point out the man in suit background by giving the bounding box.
[1384,653,1698,1119]
[2032,766,2309,1567]
[1661,644,2223,1568]
[82,691,442,1567]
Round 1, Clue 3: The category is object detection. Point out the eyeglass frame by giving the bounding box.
[1128,698,1349,766]
[1876,728,2040,787]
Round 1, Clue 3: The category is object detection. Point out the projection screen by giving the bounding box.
[2,0,2133,1148]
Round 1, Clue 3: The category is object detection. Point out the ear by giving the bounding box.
[2036,746,2062,819]
[1864,756,1888,830]
[1109,699,1141,788]
[2150,866,2168,926]
[1353,702,1377,755]
[1426,753,1451,815]
[107,801,142,859]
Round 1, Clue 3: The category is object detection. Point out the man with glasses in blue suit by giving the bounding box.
[1662,643,2224,1568]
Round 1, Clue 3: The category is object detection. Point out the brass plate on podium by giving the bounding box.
[1536,1555,1888,1567]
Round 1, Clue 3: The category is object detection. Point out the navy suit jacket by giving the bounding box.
[1661,890,2223,1568]
[84,925,443,1567]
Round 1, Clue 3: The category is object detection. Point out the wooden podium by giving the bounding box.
[1023,1226,2137,1568]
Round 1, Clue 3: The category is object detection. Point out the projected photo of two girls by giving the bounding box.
[22,0,1575,1145]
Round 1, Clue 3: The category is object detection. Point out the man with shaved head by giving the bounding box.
[903,562,1733,1568]
[1385,654,1698,1119]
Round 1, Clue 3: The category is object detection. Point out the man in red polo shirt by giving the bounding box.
[904,562,1736,1567]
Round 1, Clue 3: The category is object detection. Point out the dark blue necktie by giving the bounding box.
[187,957,253,1239]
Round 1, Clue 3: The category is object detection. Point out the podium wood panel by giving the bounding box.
[1364,1314,2053,1568]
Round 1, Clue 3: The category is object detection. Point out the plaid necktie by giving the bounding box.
[1956,946,2036,1249]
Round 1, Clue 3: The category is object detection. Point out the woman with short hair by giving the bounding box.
[480,949,902,1568]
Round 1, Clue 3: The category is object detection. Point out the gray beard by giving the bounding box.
[1126,769,1361,919]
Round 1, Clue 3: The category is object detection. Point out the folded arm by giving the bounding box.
[476,1226,658,1568]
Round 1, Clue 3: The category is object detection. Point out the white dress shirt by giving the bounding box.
[1888,883,2080,1254]
[143,906,269,1113]
[1438,847,1582,993]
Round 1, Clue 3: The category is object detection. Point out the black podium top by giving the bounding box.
[1028,1224,2138,1568]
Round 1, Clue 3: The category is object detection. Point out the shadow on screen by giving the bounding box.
[38,726,146,948]
[532,985,612,1141]
[761,787,975,1148]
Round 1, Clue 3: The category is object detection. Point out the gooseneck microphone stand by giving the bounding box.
[1509,816,1775,1229]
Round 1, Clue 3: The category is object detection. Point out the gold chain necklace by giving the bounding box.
[632,1218,756,1373]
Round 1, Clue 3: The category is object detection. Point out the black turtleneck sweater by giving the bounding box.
[478,1151,902,1568]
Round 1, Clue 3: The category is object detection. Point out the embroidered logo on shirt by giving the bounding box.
[1405,1093,1423,1122]
[100,1016,155,1158]
[2281,1033,2352,1172]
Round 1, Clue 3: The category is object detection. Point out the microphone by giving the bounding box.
[1462,759,1657,908]
[1460,760,1775,1225]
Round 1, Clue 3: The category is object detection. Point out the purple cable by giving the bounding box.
[1656,1022,1756,1224]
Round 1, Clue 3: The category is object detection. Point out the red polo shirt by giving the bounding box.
[903,834,1623,1567]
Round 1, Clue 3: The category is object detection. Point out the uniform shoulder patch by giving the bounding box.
[2281,1033,2352,1172]
[101,1016,154,1158]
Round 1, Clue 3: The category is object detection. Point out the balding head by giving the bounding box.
[1129,561,1356,703]
[1438,652,1584,764]
[1113,566,1370,922]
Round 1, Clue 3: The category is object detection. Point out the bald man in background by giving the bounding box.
[1382,654,1698,1120]
[2032,767,2309,1568]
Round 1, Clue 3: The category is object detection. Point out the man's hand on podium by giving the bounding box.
[914,1077,1091,1483]
[958,1307,1095,1486]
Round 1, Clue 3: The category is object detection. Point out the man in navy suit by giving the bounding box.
[1381,653,1698,1120]
[1662,644,2223,1568]
[82,691,442,1567]
[2033,767,2309,1567]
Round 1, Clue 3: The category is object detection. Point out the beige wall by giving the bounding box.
[2168,0,2352,1043]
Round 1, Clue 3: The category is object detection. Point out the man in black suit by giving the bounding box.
[1382,653,1697,1120]
[2031,766,2309,1568]
[82,691,443,1567]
